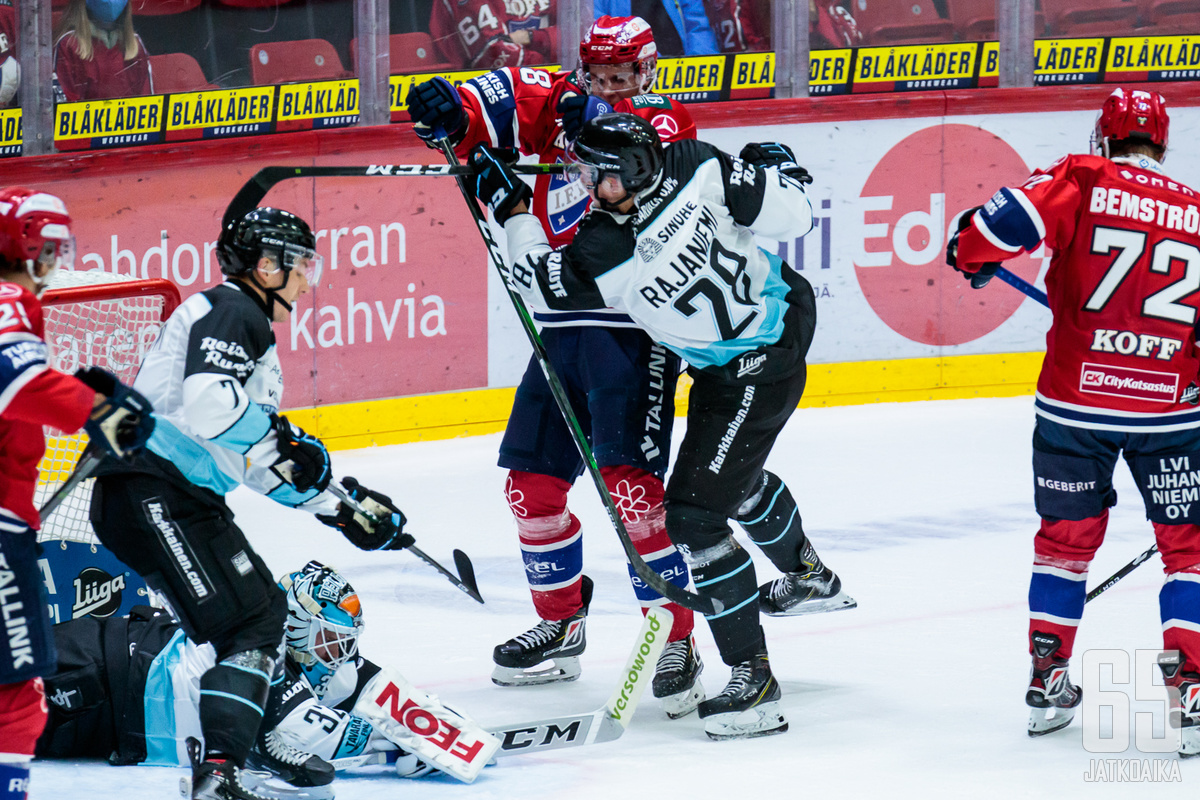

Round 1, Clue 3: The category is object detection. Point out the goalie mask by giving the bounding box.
[0,186,75,297]
[280,561,364,692]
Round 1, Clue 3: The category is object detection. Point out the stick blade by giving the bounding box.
[453,549,484,603]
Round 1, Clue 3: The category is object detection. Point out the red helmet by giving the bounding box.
[580,15,657,65]
[1092,87,1169,158]
[0,186,74,294]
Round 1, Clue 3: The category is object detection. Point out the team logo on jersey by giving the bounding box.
[71,567,126,618]
[547,161,591,236]
[651,114,678,139]
[637,237,663,261]
[1078,362,1178,403]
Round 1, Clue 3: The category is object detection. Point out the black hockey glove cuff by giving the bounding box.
[738,142,813,185]
[469,144,532,222]
[406,77,466,146]
[271,413,332,494]
[946,206,999,287]
[317,477,414,551]
[79,367,155,459]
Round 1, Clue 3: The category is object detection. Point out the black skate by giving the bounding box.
[697,653,787,740]
[652,635,705,719]
[492,576,592,686]
[242,729,336,800]
[1026,631,1082,737]
[759,565,856,616]
[1158,652,1200,758]
[185,737,274,800]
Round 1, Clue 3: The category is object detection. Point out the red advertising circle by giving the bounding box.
[855,124,1043,345]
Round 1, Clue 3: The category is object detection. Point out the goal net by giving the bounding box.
[34,270,181,547]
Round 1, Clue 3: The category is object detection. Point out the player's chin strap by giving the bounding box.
[238,267,293,319]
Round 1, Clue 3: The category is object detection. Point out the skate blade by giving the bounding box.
[492,657,581,687]
[239,768,337,800]
[703,701,788,740]
[763,590,858,617]
[1028,704,1077,737]
[660,682,706,720]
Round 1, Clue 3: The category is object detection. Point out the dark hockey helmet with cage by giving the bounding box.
[569,113,664,200]
[217,206,319,278]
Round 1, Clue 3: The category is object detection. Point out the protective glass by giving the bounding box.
[581,66,640,97]
[38,231,76,272]
[282,243,323,286]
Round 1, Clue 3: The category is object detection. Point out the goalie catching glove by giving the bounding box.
[945,206,1001,289]
[76,366,155,459]
[469,145,532,223]
[317,477,413,551]
[738,142,813,186]
[271,413,332,493]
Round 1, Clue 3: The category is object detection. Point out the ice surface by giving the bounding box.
[35,397,1194,798]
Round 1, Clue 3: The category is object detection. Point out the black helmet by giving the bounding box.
[569,113,664,206]
[217,207,317,277]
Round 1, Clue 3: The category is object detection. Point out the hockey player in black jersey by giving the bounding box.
[86,208,415,799]
[467,114,855,740]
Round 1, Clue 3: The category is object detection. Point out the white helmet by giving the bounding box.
[279,561,364,691]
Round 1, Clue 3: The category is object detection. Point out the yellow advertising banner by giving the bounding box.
[166,86,276,142]
[852,42,977,93]
[55,95,165,150]
[654,56,725,102]
[1105,35,1200,81]
[0,108,20,157]
[811,48,853,95]
[1033,38,1105,84]
[276,80,360,131]
[730,51,773,99]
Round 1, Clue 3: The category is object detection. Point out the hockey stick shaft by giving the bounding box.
[38,448,104,523]
[327,482,484,603]
[433,137,720,616]
[994,266,1049,308]
[1085,544,1159,604]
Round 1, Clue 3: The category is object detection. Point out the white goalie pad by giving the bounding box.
[352,668,500,783]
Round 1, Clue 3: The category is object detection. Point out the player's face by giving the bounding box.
[584,63,642,105]
[588,172,635,213]
[257,255,311,322]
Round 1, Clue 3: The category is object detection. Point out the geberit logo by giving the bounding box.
[1078,362,1178,403]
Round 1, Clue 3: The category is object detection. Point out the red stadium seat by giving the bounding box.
[852,0,955,46]
[1135,0,1200,35]
[132,0,201,15]
[149,52,219,93]
[350,32,455,75]
[1042,0,1139,37]
[249,38,352,85]
[946,0,1045,41]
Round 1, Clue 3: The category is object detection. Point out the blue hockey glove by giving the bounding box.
[738,142,813,185]
[556,92,612,142]
[77,366,155,459]
[469,144,533,222]
[271,413,332,493]
[317,477,413,551]
[946,206,1000,288]
[406,77,465,144]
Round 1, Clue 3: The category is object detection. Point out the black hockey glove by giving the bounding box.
[406,77,466,146]
[556,92,612,142]
[469,144,533,222]
[271,413,332,494]
[946,206,1001,289]
[738,142,813,185]
[76,367,155,459]
[317,477,413,551]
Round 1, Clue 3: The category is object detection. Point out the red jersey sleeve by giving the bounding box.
[614,94,697,143]
[456,67,575,158]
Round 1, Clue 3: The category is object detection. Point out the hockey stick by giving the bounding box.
[38,448,104,523]
[327,482,484,604]
[222,164,566,231]
[994,266,1049,308]
[1085,544,1159,604]
[432,136,721,616]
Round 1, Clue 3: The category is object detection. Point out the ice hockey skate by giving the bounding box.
[758,565,857,616]
[697,653,787,740]
[1159,652,1200,758]
[1026,632,1082,737]
[492,576,592,686]
[652,635,705,719]
[240,730,336,800]
[185,737,275,800]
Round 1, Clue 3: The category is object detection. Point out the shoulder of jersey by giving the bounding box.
[629,94,671,109]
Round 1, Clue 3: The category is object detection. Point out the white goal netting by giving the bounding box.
[34,270,180,546]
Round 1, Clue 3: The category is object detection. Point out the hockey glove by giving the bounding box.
[317,477,413,551]
[556,92,612,142]
[946,206,1001,289]
[271,413,332,494]
[469,144,533,222]
[77,367,155,459]
[406,77,466,145]
[738,142,813,185]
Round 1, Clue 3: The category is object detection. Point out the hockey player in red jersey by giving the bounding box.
[405,16,724,718]
[429,0,556,70]
[948,88,1200,755]
[0,186,154,800]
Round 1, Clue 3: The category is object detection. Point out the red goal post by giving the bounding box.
[35,270,181,546]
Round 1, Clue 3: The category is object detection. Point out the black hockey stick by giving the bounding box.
[328,482,484,604]
[222,164,566,232]
[1085,544,1159,604]
[432,136,720,616]
[38,448,104,523]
